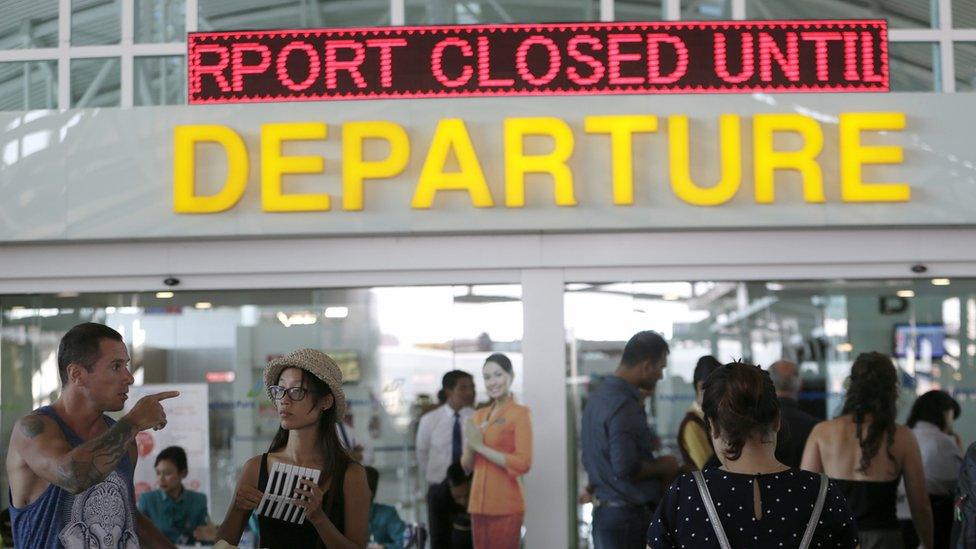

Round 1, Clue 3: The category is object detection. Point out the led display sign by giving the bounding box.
[188,20,888,104]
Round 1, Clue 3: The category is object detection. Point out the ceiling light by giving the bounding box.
[277,311,318,327]
[931,278,951,286]
[155,291,174,299]
[195,302,213,310]
[765,282,784,291]
[324,306,349,319]
[896,290,915,298]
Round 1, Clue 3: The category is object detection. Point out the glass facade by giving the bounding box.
[955,0,976,27]
[0,0,973,110]
[0,0,59,50]
[71,0,122,46]
[70,57,120,107]
[568,277,976,547]
[613,0,667,21]
[199,0,391,31]
[134,0,186,43]
[746,0,938,29]
[405,0,600,24]
[890,42,941,91]
[0,61,57,111]
[0,285,523,528]
[2,1,976,548]
[956,42,976,90]
[134,55,184,106]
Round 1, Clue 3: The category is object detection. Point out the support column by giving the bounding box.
[520,269,570,549]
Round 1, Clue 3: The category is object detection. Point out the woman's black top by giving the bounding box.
[256,453,346,548]
[832,477,900,530]
[647,468,859,548]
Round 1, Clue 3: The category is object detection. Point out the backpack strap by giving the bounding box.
[798,473,830,549]
[692,470,732,549]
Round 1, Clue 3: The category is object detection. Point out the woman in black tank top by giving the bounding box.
[216,349,370,549]
[801,352,934,549]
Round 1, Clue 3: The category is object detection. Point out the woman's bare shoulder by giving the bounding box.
[235,454,264,484]
[343,462,369,492]
[892,423,917,446]
[811,415,847,434]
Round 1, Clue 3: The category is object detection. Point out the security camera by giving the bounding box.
[910,264,928,274]
[163,277,181,287]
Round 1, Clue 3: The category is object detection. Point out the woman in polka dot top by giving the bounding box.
[647,362,859,549]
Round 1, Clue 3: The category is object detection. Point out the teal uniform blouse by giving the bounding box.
[137,488,210,545]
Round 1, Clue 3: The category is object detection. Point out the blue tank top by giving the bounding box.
[9,406,139,549]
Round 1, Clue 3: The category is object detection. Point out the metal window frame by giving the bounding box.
[1,0,975,107]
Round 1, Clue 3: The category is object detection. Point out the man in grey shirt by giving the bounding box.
[582,330,679,549]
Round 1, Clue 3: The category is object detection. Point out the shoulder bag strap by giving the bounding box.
[798,473,830,549]
[692,470,732,549]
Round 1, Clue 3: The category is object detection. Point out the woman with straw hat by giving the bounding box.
[216,349,370,548]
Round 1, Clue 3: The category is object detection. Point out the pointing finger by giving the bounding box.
[152,391,181,401]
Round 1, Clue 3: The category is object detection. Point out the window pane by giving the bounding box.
[955,0,976,28]
[405,0,599,25]
[567,278,976,546]
[135,0,186,43]
[0,0,59,50]
[200,0,390,31]
[0,285,523,531]
[614,0,666,21]
[0,61,58,111]
[70,57,120,108]
[746,0,937,29]
[682,0,731,19]
[72,0,121,46]
[955,42,976,91]
[615,0,731,21]
[134,56,185,106]
[890,42,940,91]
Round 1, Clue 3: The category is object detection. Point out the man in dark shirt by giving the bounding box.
[581,330,679,549]
[427,463,473,549]
[768,360,821,468]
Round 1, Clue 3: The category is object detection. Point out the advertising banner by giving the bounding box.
[124,383,212,515]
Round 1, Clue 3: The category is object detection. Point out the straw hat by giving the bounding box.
[263,349,346,420]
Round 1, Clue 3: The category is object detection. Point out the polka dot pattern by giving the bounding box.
[646,468,859,548]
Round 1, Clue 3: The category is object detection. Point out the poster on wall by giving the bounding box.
[123,383,211,515]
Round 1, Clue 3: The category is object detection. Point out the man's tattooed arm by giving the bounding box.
[19,414,46,438]
[54,418,138,494]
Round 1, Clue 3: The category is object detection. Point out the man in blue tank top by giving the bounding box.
[5,322,181,548]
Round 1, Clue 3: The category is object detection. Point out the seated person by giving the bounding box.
[366,466,407,549]
[137,446,215,545]
[428,463,473,549]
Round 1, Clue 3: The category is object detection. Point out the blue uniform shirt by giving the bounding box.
[581,375,661,506]
[368,502,407,549]
[137,488,209,544]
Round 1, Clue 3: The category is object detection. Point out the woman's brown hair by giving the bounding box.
[841,352,899,473]
[701,362,780,461]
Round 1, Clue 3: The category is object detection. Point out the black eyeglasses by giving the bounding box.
[269,385,313,401]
